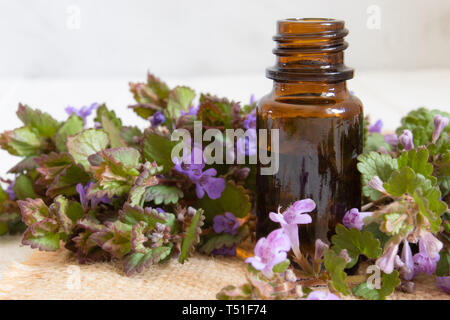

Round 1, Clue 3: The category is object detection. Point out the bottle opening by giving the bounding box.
[267,18,353,82]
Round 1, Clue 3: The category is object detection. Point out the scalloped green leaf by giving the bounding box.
[324,249,350,295]
[144,185,184,205]
[353,270,400,300]
[331,224,382,268]
[179,208,205,264]
[357,152,398,201]
[54,115,84,152]
[67,129,109,170]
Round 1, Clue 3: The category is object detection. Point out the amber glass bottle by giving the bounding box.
[256,18,363,255]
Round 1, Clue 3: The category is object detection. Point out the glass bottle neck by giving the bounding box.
[272,81,349,98]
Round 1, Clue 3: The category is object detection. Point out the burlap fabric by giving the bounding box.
[0,249,448,300]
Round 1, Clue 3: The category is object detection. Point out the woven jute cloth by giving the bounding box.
[0,250,448,300]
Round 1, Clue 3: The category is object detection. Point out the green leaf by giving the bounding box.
[121,126,142,148]
[179,208,205,264]
[124,245,172,275]
[331,224,382,268]
[0,127,43,156]
[324,249,350,295]
[17,104,60,138]
[95,105,126,148]
[144,185,184,205]
[54,115,84,152]
[272,259,290,273]
[197,182,251,224]
[142,130,177,174]
[200,225,249,254]
[197,94,234,128]
[436,252,450,276]
[13,174,38,200]
[119,203,166,228]
[353,270,400,300]
[67,129,109,170]
[357,152,398,201]
[384,167,425,197]
[48,164,90,198]
[397,148,434,181]
[435,150,450,196]
[413,182,447,233]
[166,86,195,120]
[22,228,60,251]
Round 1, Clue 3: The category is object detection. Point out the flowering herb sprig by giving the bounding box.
[0,73,255,274]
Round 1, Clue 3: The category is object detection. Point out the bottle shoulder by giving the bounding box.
[257,92,363,119]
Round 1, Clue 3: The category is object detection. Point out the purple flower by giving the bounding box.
[150,111,165,126]
[243,108,257,130]
[419,231,443,259]
[212,245,237,256]
[412,232,442,276]
[249,94,256,106]
[342,208,373,231]
[400,240,414,281]
[413,251,439,275]
[173,147,225,200]
[65,103,99,124]
[245,228,291,278]
[368,176,386,193]
[376,240,400,274]
[436,277,450,294]
[213,212,239,235]
[236,129,257,157]
[369,119,383,133]
[180,104,200,116]
[399,129,414,151]
[432,115,449,143]
[384,133,399,146]
[76,183,112,211]
[306,290,340,300]
[314,239,329,261]
[5,180,16,200]
[269,199,314,257]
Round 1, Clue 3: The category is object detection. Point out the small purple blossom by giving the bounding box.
[314,239,329,261]
[269,199,314,257]
[213,212,239,235]
[180,104,200,116]
[243,108,257,130]
[342,208,373,231]
[306,290,340,300]
[368,175,386,193]
[376,240,400,274]
[76,183,112,211]
[249,94,256,106]
[245,228,291,278]
[65,103,99,124]
[5,180,16,200]
[150,111,165,126]
[399,129,414,151]
[432,115,449,143]
[369,119,383,133]
[436,276,450,294]
[173,147,225,200]
[412,232,442,276]
[384,133,399,146]
[400,240,414,281]
[212,245,237,256]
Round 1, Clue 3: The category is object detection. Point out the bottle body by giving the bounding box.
[256,18,363,254]
[256,83,363,254]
